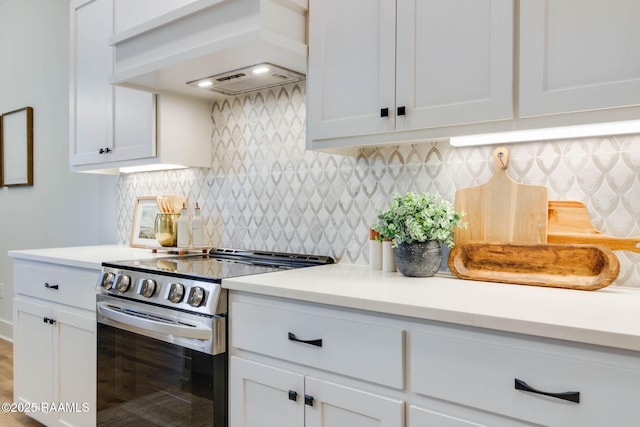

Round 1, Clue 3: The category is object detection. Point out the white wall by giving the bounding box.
[0,0,118,340]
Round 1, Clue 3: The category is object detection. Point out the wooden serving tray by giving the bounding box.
[448,241,620,291]
[548,200,640,253]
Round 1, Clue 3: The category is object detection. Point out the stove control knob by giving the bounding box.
[114,275,131,293]
[187,286,206,307]
[139,279,157,298]
[168,283,185,303]
[101,272,115,289]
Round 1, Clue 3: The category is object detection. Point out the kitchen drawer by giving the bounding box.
[409,326,640,426]
[231,295,404,389]
[13,260,98,311]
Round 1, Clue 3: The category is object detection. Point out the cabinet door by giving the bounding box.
[409,405,492,427]
[70,0,114,166]
[519,0,640,117]
[307,0,396,140]
[13,298,54,426]
[54,307,96,427]
[70,0,156,167]
[305,377,404,427]
[396,0,513,129]
[229,357,304,427]
[112,86,156,161]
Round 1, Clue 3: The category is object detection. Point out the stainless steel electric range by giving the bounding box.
[95,248,334,426]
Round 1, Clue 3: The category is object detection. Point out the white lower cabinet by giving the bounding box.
[230,357,404,427]
[230,291,640,427]
[229,292,405,427]
[230,357,303,427]
[305,376,404,427]
[12,260,97,427]
[409,405,491,427]
[409,324,640,427]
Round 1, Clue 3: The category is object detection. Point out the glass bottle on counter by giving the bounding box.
[177,203,191,248]
[192,202,205,247]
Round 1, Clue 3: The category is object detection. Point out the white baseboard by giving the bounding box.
[0,318,13,342]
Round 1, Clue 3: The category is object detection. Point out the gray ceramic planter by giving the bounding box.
[395,241,442,277]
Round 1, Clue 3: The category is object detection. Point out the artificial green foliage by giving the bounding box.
[372,192,466,249]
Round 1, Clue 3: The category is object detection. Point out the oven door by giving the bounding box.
[96,295,227,426]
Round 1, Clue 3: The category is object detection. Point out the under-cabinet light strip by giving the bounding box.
[449,120,640,147]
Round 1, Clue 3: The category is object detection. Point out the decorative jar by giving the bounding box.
[154,213,178,247]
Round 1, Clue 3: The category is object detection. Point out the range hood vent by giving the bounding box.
[108,0,308,99]
[187,63,305,96]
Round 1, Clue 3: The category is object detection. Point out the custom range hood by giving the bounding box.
[109,0,308,98]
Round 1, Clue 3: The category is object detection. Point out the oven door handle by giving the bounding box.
[97,302,213,340]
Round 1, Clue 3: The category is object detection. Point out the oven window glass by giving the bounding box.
[97,324,226,426]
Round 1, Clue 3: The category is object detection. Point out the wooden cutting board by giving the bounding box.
[548,200,640,253]
[454,147,548,245]
[448,241,620,291]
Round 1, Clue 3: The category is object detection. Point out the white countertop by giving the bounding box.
[8,245,166,270]
[223,263,640,353]
[9,245,640,352]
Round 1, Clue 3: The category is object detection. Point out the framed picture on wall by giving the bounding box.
[130,196,161,248]
[0,106,33,187]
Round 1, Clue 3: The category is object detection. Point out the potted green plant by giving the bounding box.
[372,192,466,277]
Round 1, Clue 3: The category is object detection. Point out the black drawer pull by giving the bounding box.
[380,108,389,118]
[515,378,580,403]
[44,282,59,290]
[304,394,314,407]
[288,390,298,402]
[397,106,406,116]
[288,332,322,348]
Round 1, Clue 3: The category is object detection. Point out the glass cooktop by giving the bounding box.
[102,248,334,282]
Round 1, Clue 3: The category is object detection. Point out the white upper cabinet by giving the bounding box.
[70,0,211,173]
[307,0,514,147]
[308,0,640,151]
[307,0,397,141]
[70,0,156,167]
[519,0,640,117]
[395,0,513,130]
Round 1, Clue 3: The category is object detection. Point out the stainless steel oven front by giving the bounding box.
[96,269,227,426]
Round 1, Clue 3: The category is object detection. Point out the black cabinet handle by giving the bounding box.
[304,395,314,407]
[397,106,406,116]
[44,282,59,290]
[43,317,56,325]
[380,108,389,118]
[515,378,580,403]
[288,332,322,348]
[105,147,111,153]
[288,390,298,402]
[99,148,105,154]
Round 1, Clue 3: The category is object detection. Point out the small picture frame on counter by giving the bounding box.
[130,196,161,248]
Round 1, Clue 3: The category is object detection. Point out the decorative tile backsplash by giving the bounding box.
[118,83,640,286]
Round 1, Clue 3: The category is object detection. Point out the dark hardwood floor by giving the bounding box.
[0,339,45,427]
